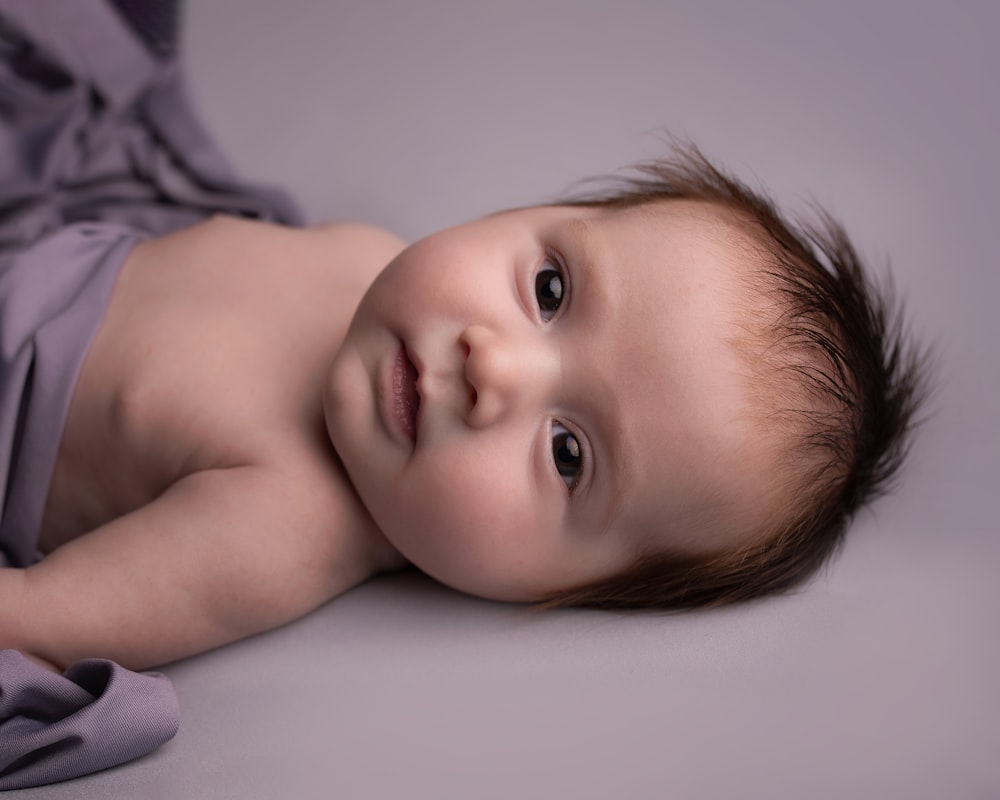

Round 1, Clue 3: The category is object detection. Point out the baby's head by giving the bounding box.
[324,144,926,609]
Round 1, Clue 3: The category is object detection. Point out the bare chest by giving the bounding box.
[38,218,371,551]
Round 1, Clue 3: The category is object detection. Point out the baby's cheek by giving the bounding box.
[394,455,542,593]
[399,456,506,545]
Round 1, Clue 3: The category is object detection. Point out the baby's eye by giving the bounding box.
[551,422,583,490]
[535,260,565,321]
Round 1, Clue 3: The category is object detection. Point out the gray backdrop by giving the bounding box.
[17,1,998,798]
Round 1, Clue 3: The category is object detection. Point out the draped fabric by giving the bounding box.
[0,0,302,787]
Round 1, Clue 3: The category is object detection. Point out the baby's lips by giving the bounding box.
[392,343,420,443]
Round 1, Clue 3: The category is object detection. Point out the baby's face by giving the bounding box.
[324,200,774,601]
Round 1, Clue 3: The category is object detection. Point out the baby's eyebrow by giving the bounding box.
[596,421,629,538]
[556,216,631,535]
[555,217,604,320]
[562,217,598,270]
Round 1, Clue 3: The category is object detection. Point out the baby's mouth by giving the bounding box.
[392,344,420,443]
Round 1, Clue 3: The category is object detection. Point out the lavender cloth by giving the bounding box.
[0,650,179,791]
[0,0,303,788]
[1,0,303,567]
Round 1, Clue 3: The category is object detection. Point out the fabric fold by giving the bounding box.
[0,0,305,789]
[0,649,179,790]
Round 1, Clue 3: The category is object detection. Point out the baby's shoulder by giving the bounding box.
[307,219,406,260]
[299,219,405,294]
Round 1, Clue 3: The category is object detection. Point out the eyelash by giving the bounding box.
[534,251,568,322]
[551,421,585,493]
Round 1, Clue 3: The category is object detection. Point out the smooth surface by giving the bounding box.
[14,1,999,798]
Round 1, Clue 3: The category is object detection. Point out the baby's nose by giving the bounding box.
[460,325,556,428]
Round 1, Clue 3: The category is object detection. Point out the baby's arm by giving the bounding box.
[0,465,368,671]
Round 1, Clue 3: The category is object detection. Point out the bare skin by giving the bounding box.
[0,215,408,671]
[0,202,780,673]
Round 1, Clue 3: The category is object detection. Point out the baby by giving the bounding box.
[0,4,925,674]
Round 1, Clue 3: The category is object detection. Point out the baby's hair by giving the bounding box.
[538,141,929,610]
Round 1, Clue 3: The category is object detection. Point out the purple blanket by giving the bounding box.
[0,650,178,791]
[0,0,302,787]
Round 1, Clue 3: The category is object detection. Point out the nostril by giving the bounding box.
[468,385,478,408]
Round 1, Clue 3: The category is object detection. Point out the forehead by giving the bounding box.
[555,202,773,555]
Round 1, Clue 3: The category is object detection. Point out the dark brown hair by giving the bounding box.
[538,141,929,610]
